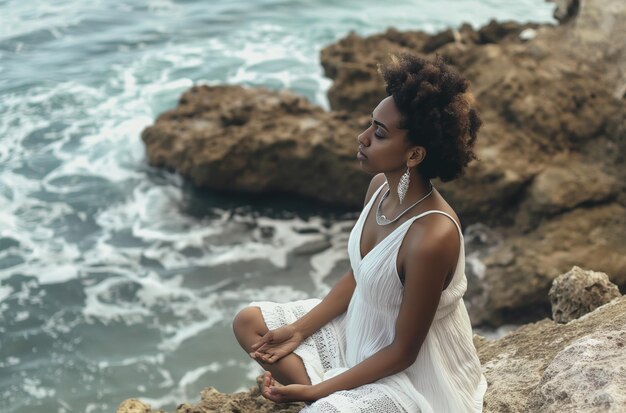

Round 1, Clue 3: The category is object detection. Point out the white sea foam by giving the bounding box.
[0,285,12,302]
[467,254,486,280]
[22,377,55,399]
[0,356,20,368]
[179,363,221,389]
[97,353,165,370]
[0,0,107,40]
[83,276,152,324]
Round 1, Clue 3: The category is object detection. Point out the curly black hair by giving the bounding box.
[379,53,481,182]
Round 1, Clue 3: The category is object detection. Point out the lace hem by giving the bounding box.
[301,382,419,413]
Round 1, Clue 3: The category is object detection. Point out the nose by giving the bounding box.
[357,128,370,146]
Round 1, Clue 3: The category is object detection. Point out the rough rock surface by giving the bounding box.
[116,399,162,413]
[477,295,625,412]
[142,85,370,207]
[549,266,621,323]
[527,328,626,412]
[141,0,626,327]
[117,289,626,413]
[173,386,303,413]
[470,204,626,326]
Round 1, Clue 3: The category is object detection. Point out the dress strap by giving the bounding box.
[408,210,463,240]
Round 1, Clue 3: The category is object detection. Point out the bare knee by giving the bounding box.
[232,306,267,341]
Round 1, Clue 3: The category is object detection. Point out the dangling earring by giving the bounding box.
[398,166,410,204]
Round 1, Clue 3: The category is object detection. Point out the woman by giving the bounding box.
[232,53,488,412]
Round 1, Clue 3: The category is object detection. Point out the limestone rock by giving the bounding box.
[478,295,626,412]
[141,85,370,207]
[549,0,580,24]
[527,328,626,412]
[473,204,626,327]
[549,266,621,323]
[116,399,159,413]
[525,158,618,217]
[117,386,303,413]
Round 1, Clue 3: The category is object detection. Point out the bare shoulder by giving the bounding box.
[363,173,387,207]
[399,210,461,277]
[407,214,460,255]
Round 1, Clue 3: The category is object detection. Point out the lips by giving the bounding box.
[357,149,368,158]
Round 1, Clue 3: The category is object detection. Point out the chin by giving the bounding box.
[359,164,380,175]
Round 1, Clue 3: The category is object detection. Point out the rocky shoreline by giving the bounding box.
[141,0,625,328]
[117,266,625,412]
[133,0,626,410]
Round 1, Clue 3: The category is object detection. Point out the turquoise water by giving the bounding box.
[0,1,554,412]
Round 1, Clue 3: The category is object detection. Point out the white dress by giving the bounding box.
[249,182,488,412]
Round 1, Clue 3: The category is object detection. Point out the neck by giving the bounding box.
[384,168,431,208]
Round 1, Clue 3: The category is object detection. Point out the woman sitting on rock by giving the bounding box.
[232,53,488,412]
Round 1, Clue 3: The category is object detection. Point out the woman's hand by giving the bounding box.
[249,324,304,364]
[260,371,317,403]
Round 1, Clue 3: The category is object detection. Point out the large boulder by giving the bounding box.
[142,85,371,207]
[549,266,621,323]
[527,328,626,412]
[469,203,626,327]
[477,296,625,412]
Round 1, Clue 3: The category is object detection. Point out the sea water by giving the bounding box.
[0,1,554,412]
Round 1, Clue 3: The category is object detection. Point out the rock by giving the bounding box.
[518,28,537,41]
[527,328,626,412]
[549,266,621,323]
[478,295,626,412]
[549,0,580,23]
[526,161,617,216]
[477,19,541,44]
[472,204,626,327]
[116,386,304,413]
[141,85,371,207]
[422,29,457,53]
[116,399,158,413]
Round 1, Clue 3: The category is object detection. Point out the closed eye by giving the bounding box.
[371,119,385,138]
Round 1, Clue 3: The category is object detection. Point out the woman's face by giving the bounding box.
[356,96,412,173]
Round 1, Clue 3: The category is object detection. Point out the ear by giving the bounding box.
[407,147,426,168]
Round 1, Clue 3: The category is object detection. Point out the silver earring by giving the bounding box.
[398,167,410,204]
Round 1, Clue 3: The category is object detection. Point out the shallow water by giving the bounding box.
[0,1,555,411]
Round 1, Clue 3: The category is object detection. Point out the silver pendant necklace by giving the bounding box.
[376,181,434,226]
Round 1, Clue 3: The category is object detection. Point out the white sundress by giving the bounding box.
[249,182,488,412]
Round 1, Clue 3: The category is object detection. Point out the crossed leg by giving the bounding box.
[232,306,312,386]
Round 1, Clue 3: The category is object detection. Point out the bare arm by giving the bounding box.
[292,268,355,339]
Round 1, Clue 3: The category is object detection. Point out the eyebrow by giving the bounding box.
[370,114,389,132]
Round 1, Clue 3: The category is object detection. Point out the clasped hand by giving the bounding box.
[249,324,303,365]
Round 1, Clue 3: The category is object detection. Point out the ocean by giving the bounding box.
[0,1,555,412]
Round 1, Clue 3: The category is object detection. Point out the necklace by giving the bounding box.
[376,181,434,226]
